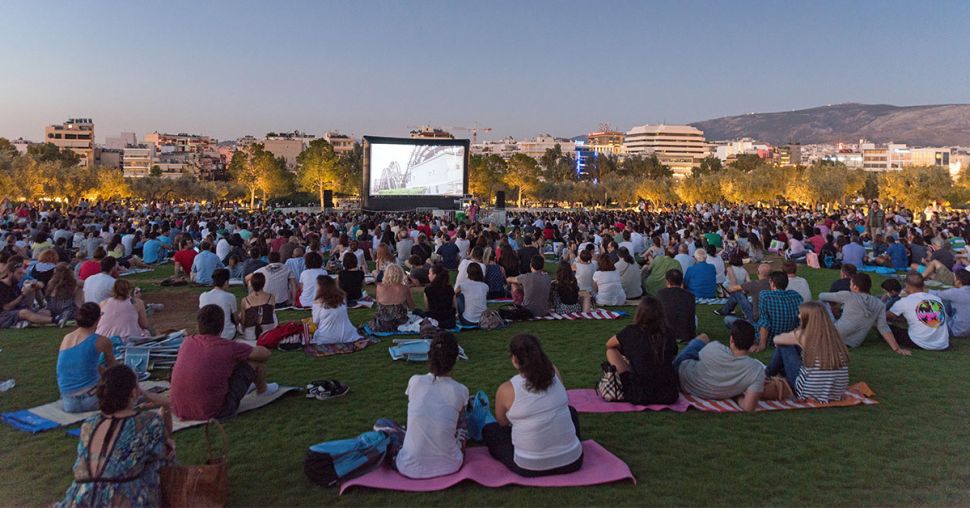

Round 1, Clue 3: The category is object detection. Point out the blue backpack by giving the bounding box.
[304,430,389,487]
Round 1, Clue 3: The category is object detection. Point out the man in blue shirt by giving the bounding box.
[841,235,866,269]
[753,271,803,352]
[436,237,460,270]
[142,232,166,265]
[684,249,717,299]
[191,241,224,286]
[877,236,909,269]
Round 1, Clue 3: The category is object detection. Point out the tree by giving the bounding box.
[229,143,288,208]
[880,166,953,211]
[93,167,130,201]
[539,144,577,182]
[469,154,506,202]
[600,173,638,206]
[785,161,855,207]
[693,156,722,176]
[675,173,722,204]
[27,142,80,166]
[504,153,540,207]
[337,142,364,196]
[150,165,162,177]
[621,154,672,179]
[729,153,761,172]
[636,177,678,205]
[296,139,340,207]
[0,138,15,156]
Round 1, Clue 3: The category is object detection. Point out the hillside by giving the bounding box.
[690,103,970,146]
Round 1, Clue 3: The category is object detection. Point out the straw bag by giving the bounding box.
[161,420,229,508]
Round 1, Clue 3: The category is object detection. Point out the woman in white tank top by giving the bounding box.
[483,334,583,477]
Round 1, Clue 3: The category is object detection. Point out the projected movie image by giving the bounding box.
[369,143,465,196]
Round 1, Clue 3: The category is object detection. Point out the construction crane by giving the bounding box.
[450,124,493,144]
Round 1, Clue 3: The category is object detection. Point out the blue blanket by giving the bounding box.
[361,323,473,337]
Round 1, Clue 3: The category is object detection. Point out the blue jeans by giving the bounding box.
[673,337,707,370]
[720,291,753,321]
[61,388,99,413]
[765,345,802,390]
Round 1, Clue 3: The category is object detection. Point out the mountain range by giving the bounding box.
[689,103,970,146]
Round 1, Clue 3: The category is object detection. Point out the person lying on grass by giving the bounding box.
[766,302,851,403]
[484,334,583,477]
[673,322,765,412]
[394,332,468,479]
[170,304,275,422]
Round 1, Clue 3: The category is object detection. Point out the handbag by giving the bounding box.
[161,420,229,508]
[595,361,624,402]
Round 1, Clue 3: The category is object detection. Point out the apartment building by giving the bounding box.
[123,145,155,177]
[324,132,355,156]
[44,118,95,166]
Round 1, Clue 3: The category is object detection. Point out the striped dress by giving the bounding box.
[794,360,849,402]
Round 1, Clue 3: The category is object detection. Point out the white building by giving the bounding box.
[123,145,155,178]
[516,134,575,160]
[105,132,137,150]
[471,137,518,159]
[623,124,709,176]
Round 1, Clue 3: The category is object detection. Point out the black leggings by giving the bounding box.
[482,406,583,477]
[218,362,256,419]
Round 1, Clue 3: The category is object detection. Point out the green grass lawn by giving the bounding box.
[1,263,969,506]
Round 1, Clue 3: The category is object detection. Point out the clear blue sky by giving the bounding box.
[2,0,968,143]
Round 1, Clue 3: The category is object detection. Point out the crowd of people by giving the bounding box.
[2,197,967,503]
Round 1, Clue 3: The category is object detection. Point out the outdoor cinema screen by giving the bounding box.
[367,141,466,197]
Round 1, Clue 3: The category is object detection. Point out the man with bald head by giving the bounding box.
[715,262,772,327]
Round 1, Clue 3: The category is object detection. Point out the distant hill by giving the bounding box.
[690,103,970,146]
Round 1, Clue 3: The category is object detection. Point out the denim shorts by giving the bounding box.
[62,388,99,413]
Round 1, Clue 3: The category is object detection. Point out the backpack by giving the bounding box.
[497,304,533,322]
[304,430,389,487]
[478,309,507,330]
[256,322,306,351]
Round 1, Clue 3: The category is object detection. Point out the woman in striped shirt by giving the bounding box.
[765,301,850,402]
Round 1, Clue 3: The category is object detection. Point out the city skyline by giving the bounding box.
[2,0,969,142]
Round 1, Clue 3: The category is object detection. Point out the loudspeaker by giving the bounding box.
[495,191,506,210]
[323,190,334,209]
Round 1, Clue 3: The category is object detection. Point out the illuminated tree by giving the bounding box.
[296,139,340,208]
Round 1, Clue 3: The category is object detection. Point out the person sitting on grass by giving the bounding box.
[337,251,366,307]
[604,297,679,405]
[45,264,84,327]
[507,254,553,317]
[716,262,771,327]
[887,272,950,351]
[640,246,681,297]
[819,272,910,354]
[190,240,223,286]
[483,334,583,477]
[96,279,151,342]
[829,263,857,293]
[752,271,803,353]
[482,247,508,299]
[239,272,277,341]
[58,364,173,508]
[57,302,118,413]
[199,268,238,340]
[407,255,430,286]
[83,256,120,305]
[367,264,415,332]
[674,321,765,412]
[880,278,903,310]
[297,251,327,309]
[550,260,587,314]
[171,305,275,421]
[590,253,625,307]
[930,269,970,338]
[311,275,362,346]
[766,302,850,402]
[248,251,297,309]
[782,261,812,304]
[424,263,457,329]
[455,262,489,326]
[394,332,469,479]
[656,269,697,343]
[684,248,717,299]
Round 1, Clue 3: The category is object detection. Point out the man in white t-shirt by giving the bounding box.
[83,257,120,304]
[783,262,812,304]
[199,268,237,339]
[248,252,297,308]
[888,272,950,351]
[454,247,486,288]
[455,231,471,260]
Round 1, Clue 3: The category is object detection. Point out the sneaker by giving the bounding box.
[57,316,69,328]
[13,321,29,329]
[713,309,730,317]
[307,379,349,400]
[257,382,280,397]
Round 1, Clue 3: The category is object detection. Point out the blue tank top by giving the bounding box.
[56,334,101,395]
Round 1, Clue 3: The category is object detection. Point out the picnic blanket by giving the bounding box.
[49,381,299,437]
[119,268,154,277]
[361,323,465,337]
[229,278,245,286]
[682,382,878,413]
[694,298,729,305]
[567,389,690,413]
[535,310,626,320]
[389,339,468,362]
[339,440,634,494]
[304,337,377,358]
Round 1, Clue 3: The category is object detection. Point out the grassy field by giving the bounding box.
[1,262,969,506]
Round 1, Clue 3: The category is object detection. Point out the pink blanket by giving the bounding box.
[339,440,634,494]
[567,389,690,413]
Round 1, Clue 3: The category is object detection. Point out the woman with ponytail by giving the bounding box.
[483,334,583,477]
[604,297,680,405]
[58,364,174,507]
[395,332,469,479]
